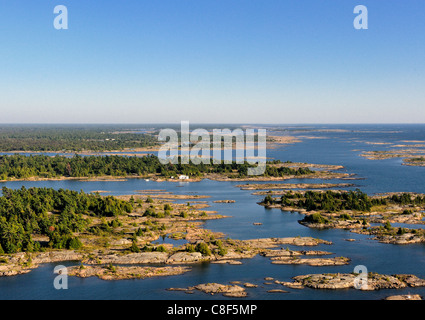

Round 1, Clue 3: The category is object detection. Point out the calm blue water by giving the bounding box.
[1,124,425,300]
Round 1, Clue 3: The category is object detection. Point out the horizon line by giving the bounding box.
[0,122,424,126]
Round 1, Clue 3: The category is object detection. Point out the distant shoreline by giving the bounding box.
[0,171,352,184]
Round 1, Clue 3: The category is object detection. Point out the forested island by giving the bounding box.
[260,190,425,244]
[262,189,381,212]
[261,189,425,212]
[0,154,316,180]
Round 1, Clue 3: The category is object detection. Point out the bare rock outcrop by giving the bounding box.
[68,264,190,280]
[192,283,247,298]
[243,237,332,249]
[271,256,350,266]
[168,282,249,297]
[291,273,425,291]
[91,252,169,265]
[166,252,209,264]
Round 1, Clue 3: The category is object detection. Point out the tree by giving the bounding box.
[195,242,211,256]
[129,241,140,253]
[68,237,83,250]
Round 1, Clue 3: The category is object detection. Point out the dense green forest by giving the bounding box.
[262,190,425,212]
[0,187,133,254]
[0,154,314,179]
[0,125,158,151]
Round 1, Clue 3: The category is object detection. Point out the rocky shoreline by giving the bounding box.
[0,236,336,279]
[0,250,83,277]
[237,182,355,191]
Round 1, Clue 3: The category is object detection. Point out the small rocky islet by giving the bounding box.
[166,272,425,298]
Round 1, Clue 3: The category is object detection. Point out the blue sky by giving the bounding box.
[0,0,424,124]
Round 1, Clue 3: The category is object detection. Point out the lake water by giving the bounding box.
[1,124,425,300]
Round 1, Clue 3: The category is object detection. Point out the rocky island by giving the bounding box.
[259,189,425,245]
[361,146,425,167]
[290,273,425,291]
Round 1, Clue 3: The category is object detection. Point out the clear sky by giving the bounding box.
[0,0,424,124]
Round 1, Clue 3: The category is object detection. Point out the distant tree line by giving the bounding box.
[0,154,315,179]
[0,126,157,152]
[0,187,132,254]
